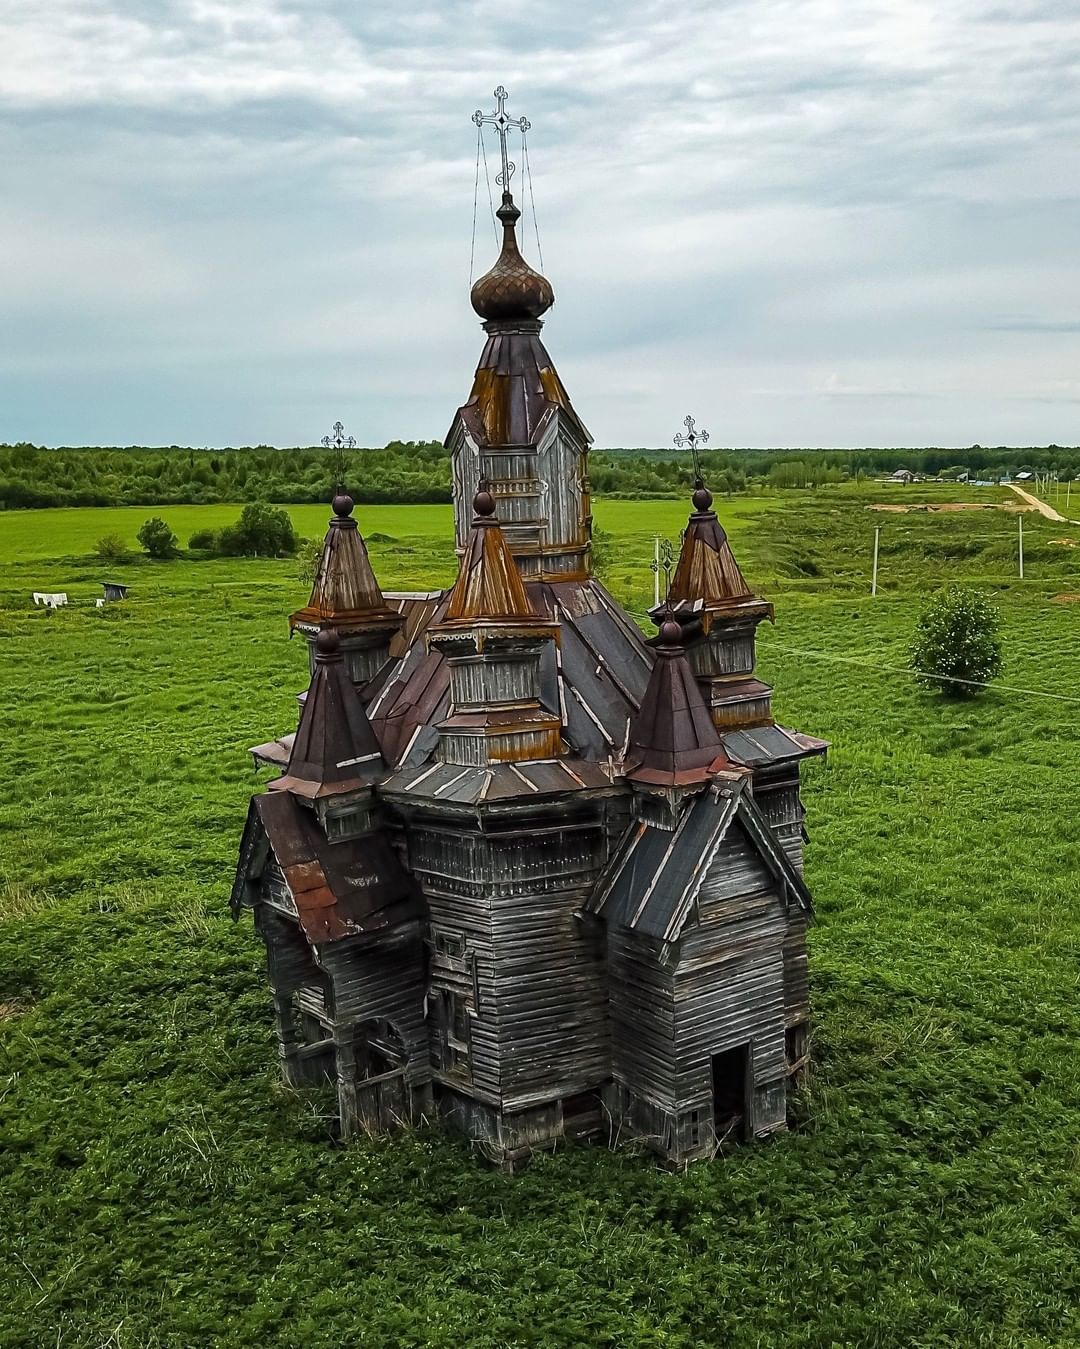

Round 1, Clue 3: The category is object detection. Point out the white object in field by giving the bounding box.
[33,592,68,609]
[96,598,106,608]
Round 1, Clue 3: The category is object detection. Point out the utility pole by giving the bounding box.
[871,526,880,597]
[1019,513,1024,580]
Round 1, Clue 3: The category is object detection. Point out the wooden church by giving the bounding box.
[231,94,826,1168]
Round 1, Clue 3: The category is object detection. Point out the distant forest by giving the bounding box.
[1,441,1077,509]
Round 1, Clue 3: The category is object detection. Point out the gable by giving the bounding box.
[587,779,813,943]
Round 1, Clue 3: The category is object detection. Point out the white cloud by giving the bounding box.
[1,0,1080,446]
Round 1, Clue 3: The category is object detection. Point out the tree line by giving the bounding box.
[1,441,1077,510]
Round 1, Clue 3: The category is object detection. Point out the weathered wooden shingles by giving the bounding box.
[365,576,652,773]
[590,778,811,1129]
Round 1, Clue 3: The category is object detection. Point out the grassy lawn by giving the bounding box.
[0,488,1077,1347]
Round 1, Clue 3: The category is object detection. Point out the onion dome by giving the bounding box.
[471,193,554,323]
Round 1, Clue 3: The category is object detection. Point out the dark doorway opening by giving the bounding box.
[712,1044,750,1144]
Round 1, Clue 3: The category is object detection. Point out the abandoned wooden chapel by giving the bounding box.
[231,89,827,1168]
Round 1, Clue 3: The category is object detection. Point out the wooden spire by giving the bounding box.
[444,487,538,623]
[289,493,402,637]
[667,484,756,610]
[270,630,384,799]
[626,620,729,786]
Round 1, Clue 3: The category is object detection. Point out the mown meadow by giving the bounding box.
[0,485,1078,1347]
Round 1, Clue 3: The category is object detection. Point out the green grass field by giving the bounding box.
[1,488,1078,1347]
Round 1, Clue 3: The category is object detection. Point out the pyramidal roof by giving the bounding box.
[667,484,758,611]
[270,629,384,798]
[289,493,401,636]
[442,488,540,624]
[626,619,730,786]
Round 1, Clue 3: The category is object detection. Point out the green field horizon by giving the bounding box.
[1,486,1078,1346]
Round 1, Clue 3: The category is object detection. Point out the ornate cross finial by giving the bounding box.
[673,414,710,484]
[322,420,356,492]
[473,85,530,192]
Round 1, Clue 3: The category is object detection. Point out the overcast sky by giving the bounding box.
[2,1,1080,449]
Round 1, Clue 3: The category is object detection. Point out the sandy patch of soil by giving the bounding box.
[869,502,999,514]
[1051,593,1080,603]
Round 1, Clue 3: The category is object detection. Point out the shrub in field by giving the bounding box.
[188,527,220,551]
[217,502,297,557]
[94,533,129,562]
[137,516,179,559]
[910,586,1003,697]
[296,537,321,585]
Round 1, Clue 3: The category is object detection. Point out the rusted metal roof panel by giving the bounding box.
[443,514,536,622]
[248,792,422,945]
[721,725,828,767]
[451,327,590,450]
[380,758,612,808]
[250,734,294,768]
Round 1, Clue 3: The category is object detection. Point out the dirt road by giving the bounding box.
[1008,483,1078,524]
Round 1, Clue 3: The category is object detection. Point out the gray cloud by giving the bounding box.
[2,0,1080,447]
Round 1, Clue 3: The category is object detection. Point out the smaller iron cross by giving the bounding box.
[322,420,356,491]
[322,420,356,453]
[649,538,676,588]
[674,414,709,484]
[473,85,530,190]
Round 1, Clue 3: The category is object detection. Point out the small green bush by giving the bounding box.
[188,527,220,551]
[94,533,129,562]
[137,516,179,559]
[217,502,297,557]
[910,586,1003,697]
[296,537,321,585]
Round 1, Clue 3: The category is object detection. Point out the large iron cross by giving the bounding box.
[322,420,356,491]
[473,85,530,191]
[674,414,709,484]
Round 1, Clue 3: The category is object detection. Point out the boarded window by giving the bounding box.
[785,1023,809,1074]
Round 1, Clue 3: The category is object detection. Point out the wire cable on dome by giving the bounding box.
[522,129,544,272]
[469,124,482,286]
[479,128,498,243]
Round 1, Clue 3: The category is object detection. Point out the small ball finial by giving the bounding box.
[692,483,713,512]
[473,488,496,518]
[332,492,354,518]
[315,628,341,657]
[659,618,683,646]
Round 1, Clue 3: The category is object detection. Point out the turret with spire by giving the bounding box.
[289,491,403,688]
[447,89,592,582]
[663,482,776,732]
[427,486,563,765]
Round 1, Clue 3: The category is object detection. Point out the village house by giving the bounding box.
[231,93,826,1168]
